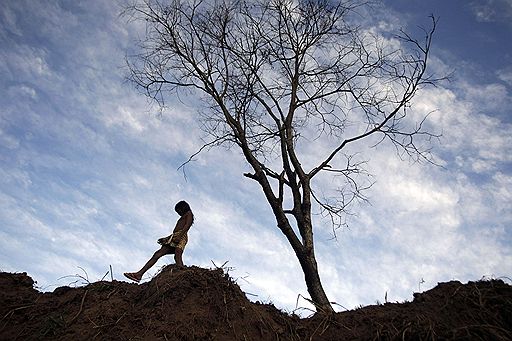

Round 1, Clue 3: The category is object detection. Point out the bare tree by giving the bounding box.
[124,0,439,313]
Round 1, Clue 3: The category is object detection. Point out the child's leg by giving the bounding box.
[174,248,184,267]
[134,245,174,279]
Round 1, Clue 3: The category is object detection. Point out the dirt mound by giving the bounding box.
[1,266,511,340]
[305,280,512,340]
[1,266,294,340]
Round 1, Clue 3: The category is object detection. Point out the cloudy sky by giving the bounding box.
[1,0,511,314]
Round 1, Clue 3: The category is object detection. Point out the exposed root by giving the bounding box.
[67,290,88,326]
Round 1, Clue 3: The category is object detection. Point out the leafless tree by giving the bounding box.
[124,0,440,313]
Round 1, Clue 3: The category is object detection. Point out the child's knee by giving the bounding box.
[153,250,164,258]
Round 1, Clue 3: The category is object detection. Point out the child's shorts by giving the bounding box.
[175,233,188,250]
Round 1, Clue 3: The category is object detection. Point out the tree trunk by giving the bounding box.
[254,175,334,313]
[273,207,333,313]
[241,143,334,313]
[296,247,334,313]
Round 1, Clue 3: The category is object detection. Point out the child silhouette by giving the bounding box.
[124,200,194,282]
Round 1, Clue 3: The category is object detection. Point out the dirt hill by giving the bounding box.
[1,265,511,340]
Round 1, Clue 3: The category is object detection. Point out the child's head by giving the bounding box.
[175,200,191,216]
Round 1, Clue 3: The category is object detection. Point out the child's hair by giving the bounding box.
[175,200,191,214]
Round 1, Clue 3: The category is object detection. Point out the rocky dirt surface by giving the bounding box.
[1,266,511,340]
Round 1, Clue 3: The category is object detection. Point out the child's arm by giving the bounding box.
[157,236,171,245]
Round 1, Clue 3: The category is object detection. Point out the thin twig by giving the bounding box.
[1,304,35,321]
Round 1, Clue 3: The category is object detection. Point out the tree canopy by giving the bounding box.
[124,0,439,312]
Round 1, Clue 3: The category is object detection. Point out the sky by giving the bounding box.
[1,0,511,315]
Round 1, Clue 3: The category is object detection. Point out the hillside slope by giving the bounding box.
[1,266,511,340]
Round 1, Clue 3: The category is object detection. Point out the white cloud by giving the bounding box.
[0,45,53,79]
[0,127,20,150]
[0,2,22,37]
[491,172,512,203]
[470,0,512,23]
[102,105,147,132]
[8,84,38,99]
[411,83,512,173]
[497,67,512,86]
[460,82,509,112]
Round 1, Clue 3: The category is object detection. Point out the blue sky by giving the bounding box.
[1,0,511,314]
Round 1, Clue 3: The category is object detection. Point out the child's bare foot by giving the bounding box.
[123,272,141,283]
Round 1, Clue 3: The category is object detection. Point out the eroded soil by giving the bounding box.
[1,266,511,340]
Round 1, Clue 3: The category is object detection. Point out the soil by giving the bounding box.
[1,266,511,340]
